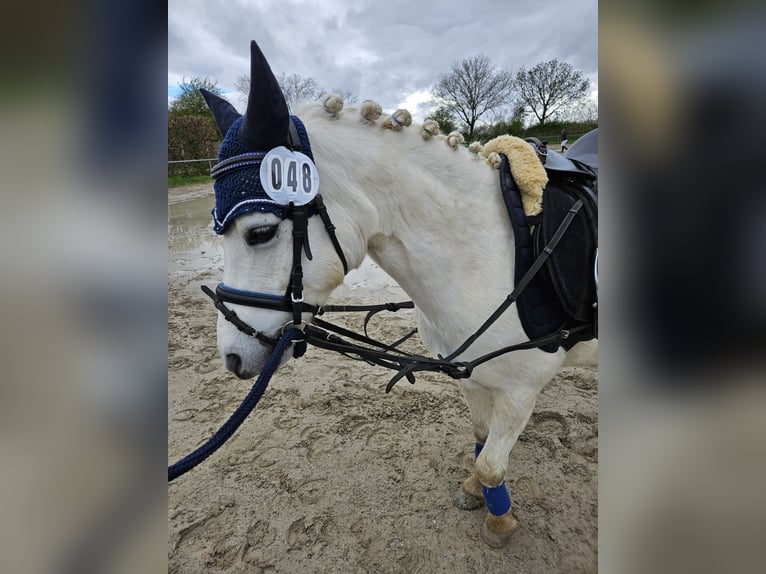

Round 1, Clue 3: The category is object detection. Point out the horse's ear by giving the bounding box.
[238,40,289,151]
[199,89,241,137]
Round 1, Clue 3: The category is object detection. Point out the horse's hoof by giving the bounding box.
[453,485,484,510]
[453,475,484,511]
[480,510,519,548]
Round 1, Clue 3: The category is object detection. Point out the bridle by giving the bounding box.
[201,196,348,347]
[201,116,349,355]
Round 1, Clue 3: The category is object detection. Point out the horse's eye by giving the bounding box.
[245,225,278,245]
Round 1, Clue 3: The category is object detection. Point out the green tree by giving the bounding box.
[167,114,221,176]
[485,118,525,141]
[169,76,224,116]
[513,60,590,126]
[433,54,514,140]
[168,77,225,175]
[426,106,456,135]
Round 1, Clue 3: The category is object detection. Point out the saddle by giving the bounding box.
[499,130,598,351]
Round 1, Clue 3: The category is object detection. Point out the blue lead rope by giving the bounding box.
[168,328,305,482]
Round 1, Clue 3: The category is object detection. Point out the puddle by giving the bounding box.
[168,195,222,277]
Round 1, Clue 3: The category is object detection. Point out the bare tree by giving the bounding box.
[235,72,324,107]
[514,59,590,126]
[233,75,250,99]
[570,98,598,123]
[432,54,514,140]
[327,87,358,105]
[277,73,324,105]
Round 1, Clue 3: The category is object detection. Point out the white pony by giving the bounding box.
[203,41,596,548]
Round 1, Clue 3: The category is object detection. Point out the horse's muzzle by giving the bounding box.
[225,352,255,379]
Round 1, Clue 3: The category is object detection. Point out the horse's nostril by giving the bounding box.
[225,353,242,373]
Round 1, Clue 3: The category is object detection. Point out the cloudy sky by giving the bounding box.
[168,0,597,121]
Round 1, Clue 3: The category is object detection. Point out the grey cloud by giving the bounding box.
[169,0,597,114]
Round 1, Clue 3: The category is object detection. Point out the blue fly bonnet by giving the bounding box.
[199,40,315,234]
[200,40,348,341]
[210,115,314,233]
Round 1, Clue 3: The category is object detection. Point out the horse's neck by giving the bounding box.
[363,156,512,316]
[309,112,516,331]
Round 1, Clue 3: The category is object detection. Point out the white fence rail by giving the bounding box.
[168,158,217,170]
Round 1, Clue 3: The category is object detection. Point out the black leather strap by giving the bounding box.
[287,118,302,151]
[216,284,289,312]
[314,195,349,274]
[202,285,280,346]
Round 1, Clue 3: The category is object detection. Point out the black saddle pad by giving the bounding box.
[498,149,598,351]
[498,154,565,352]
[534,171,598,325]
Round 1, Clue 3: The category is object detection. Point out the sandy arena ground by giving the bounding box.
[168,183,598,573]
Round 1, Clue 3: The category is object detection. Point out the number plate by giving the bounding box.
[260,146,320,206]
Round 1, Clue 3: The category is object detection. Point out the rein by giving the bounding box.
[305,196,588,391]
[168,328,305,482]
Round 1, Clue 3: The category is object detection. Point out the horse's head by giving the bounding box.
[201,41,352,379]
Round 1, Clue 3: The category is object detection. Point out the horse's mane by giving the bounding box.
[294,99,547,216]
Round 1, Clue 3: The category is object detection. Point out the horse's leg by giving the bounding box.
[475,386,539,548]
[453,383,493,510]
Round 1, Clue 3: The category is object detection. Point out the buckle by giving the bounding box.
[280,319,308,335]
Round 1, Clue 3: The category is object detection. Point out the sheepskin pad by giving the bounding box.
[484,135,547,216]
